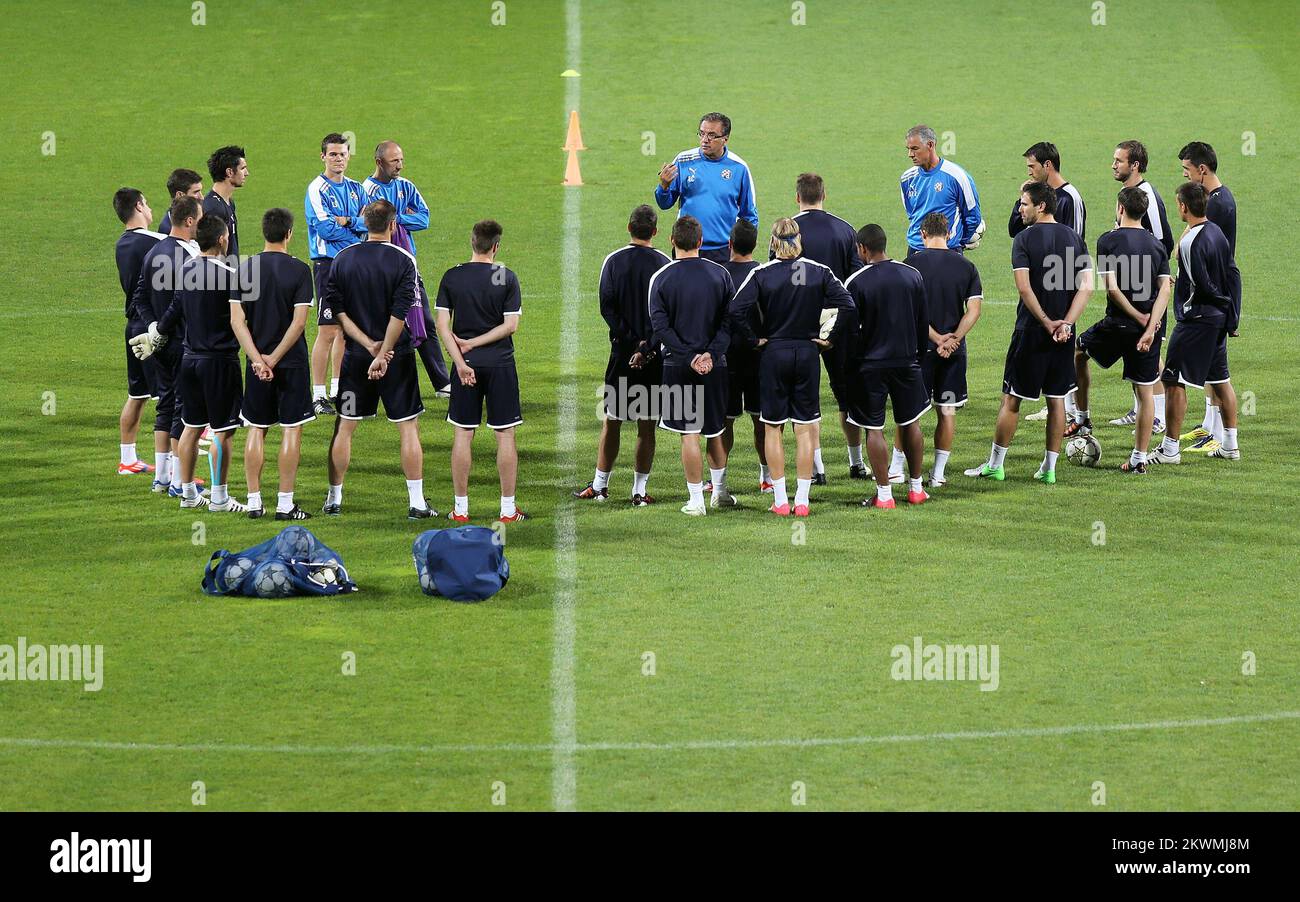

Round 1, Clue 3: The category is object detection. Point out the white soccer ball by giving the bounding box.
[253,562,294,598]
[1066,434,1102,467]
[418,567,437,595]
[221,556,254,592]
[307,561,340,588]
[818,308,838,340]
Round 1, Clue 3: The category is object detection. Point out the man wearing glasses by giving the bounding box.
[654,112,759,264]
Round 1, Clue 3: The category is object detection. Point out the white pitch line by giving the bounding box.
[4,710,1295,758]
[549,0,582,813]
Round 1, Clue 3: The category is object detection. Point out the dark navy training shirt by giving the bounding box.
[1173,220,1240,328]
[647,257,733,364]
[1010,221,1092,328]
[1093,227,1170,322]
[158,255,241,358]
[117,228,165,322]
[131,235,200,330]
[235,252,313,368]
[598,243,672,354]
[434,261,523,368]
[324,240,420,357]
[844,260,929,368]
[776,209,862,281]
[903,246,983,348]
[1206,185,1237,256]
[729,257,853,348]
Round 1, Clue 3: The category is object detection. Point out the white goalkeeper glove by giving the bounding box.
[129,322,167,360]
[962,219,987,251]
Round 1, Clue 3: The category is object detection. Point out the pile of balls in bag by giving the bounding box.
[202,525,508,602]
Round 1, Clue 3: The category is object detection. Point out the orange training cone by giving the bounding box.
[563,148,583,186]
[563,109,586,151]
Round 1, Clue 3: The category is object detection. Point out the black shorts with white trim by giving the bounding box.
[1001,327,1076,401]
[1161,320,1229,389]
[658,362,726,438]
[846,363,931,431]
[338,350,424,422]
[921,347,968,407]
[725,345,760,419]
[447,362,523,430]
[758,341,821,425]
[1079,316,1163,385]
[179,355,243,433]
[241,365,316,428]
[603,348,662,421]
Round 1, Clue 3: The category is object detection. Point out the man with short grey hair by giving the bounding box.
[900,124,985,253]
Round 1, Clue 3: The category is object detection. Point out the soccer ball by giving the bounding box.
[252,562,294,598]
[818,308,838,340]
[277,526,313,558]
[1066,434,1102,467]
[307,560,340,589]
[221,556,254,592]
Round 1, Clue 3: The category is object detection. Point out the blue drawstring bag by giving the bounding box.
[202,526,357,597]
[413,527,509,602]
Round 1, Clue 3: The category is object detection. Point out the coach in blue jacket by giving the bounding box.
[655,112,758,264]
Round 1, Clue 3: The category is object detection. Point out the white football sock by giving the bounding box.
[1065,390,1078,416]
[686,481,704,507]
[1211,407,1225,444]
[847,444,863,467]
[771,477,788,508]
[709,467,726,495]
[632,471,649,497]
[329,378,340,397]
[889,447,906,475]
[500,495,516,517]
[1154,393,1166,422]
[313,384,327,401]
[1076,408,1090,425]
[877,483,893,502]
[406,479,425,509]
[455,495,469,516]
[171,460,183,489]
[1201,397,1215,431]
[155,452,169,480]
[909,477,923,494]
[812,448,825,475]
[120,443,136,466]
[933,449,950,481]
[989,443,1008,469]
[211,484,229,505]
[1041,451,1059,473]
[1130,448,1146,466]
[248,490,262,510]
[759,463,771,484]
[1222,427,1238,452]
[592,468,610,492]
[794,477,811,507]
[182,482,199,501]
[327,483,343,505]
[277,492,294,513]
[1161,437,1179,456]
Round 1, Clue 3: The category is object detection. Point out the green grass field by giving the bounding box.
[2,0,1298,811]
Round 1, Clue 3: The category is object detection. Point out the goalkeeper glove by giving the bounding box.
[129,322,167,360]
[962,220,987,250]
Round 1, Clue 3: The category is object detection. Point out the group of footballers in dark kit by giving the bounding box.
[575,141,1241,517]
[109,133,1242,524]
[113,137,528,524]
